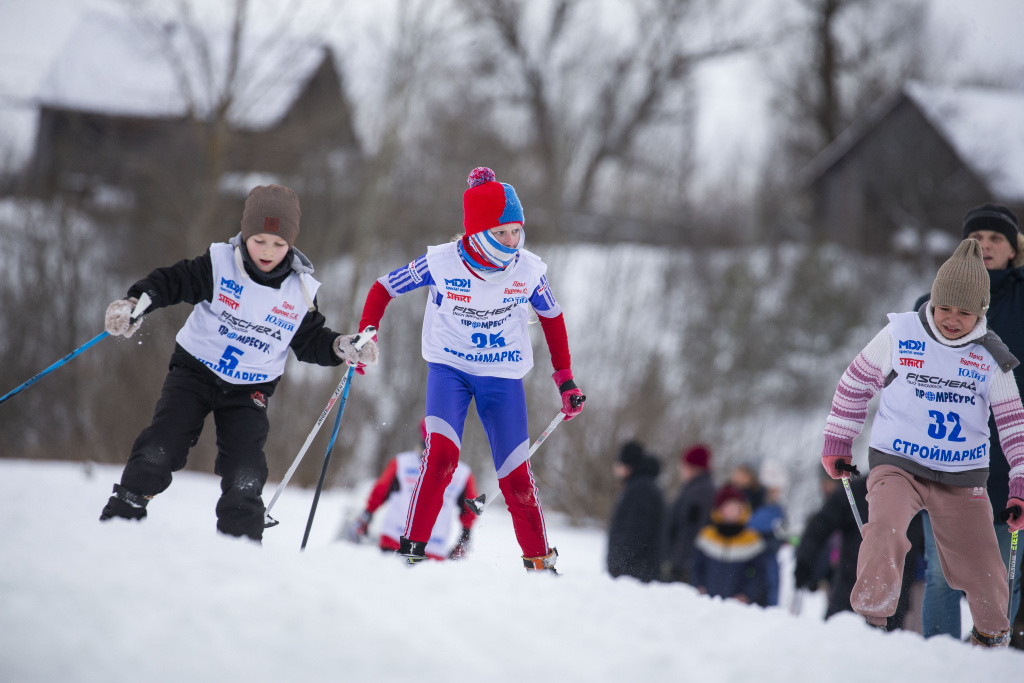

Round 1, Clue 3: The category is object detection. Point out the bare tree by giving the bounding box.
[453,0,759,240]
[769,0,927,172]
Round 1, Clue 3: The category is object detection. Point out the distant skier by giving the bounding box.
[99,185,377,541]
[354,167,585,572]
[821,238,1024,646]
[344,418,479,560]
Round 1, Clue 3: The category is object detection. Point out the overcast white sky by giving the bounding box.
[0,0,1021,187]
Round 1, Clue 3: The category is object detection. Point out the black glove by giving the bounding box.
[448,528,471,560]
[794,558,814,589]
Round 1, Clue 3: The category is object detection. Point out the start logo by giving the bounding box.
[899,357,924,369]
[251,391,267,409]
[218,293,240,310]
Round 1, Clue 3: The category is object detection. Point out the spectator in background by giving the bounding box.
[729,463,765,510]
[663,443,716,584]
[913,204,1024,642]
[690,485,767,603]
[343,418,478,560]
[607,441,665,582]
[748,460,788,606]
[793,474,924,630]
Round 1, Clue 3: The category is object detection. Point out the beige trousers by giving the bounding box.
[851,464,1009,636]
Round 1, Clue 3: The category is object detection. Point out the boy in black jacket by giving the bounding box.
[99,185,376,540]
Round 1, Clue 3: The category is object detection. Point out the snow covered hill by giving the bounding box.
[1,459,1020,682]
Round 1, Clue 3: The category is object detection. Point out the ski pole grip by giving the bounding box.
[997,504,1023,524]
[835,460,861,477]
[129,292,152,324]
[353,326,376,350]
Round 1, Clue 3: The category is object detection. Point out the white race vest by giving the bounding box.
[380,451,472,557]
[421,242,546,379]
[176,242,319,384]
[869,311,996,473]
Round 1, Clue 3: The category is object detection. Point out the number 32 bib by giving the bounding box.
[869,311,996,473]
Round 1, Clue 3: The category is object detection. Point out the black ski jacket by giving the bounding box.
[607,455,665,583]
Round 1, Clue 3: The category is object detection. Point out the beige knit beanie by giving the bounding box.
[241,184,301,247]
[930,238,989,317]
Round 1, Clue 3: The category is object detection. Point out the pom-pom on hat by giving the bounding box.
[680,444,711,469]
[463,167,524,236]
[931,238,990,318]
[241,184,301,247]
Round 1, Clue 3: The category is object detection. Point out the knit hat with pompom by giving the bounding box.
[459,167,525,270]
[931,238,990,318]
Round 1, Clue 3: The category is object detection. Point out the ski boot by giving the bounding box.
[99,484,150,521]
[523,547,559,575]
[970,626,1010,647]
[397,536,429,566]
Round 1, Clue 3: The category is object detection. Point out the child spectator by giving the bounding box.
[690,485,768,603]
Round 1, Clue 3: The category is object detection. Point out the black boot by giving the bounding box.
[397,536,428,565]
[99,483,149,521]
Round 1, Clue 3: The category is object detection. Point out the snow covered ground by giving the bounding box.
[1,459,1020,683]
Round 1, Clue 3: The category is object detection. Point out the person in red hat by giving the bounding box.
[343,418,478,560]
[354,168,585,572]
[663,443,715,583]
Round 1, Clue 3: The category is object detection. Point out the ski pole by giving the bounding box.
[264,326,375,528]
[298,326,375,550]
[0,293,151,407]
[466,409,569,515]
[996,504,1021,623]
[835,461,865,536]
[1008,530,1019,624]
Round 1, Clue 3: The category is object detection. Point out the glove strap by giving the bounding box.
[112,483,150,509]
[558,379,578,394]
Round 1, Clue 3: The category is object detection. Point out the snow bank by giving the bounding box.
[0,459,1019,682]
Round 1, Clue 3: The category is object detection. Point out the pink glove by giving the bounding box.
[1004,498,1024,532]
[552,369,585,420]
[821,455,853,480]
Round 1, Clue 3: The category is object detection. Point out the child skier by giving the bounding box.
[344,418,479,560]
[821,238,1024,646]
[355,167,585,572]
[99,184,377,541]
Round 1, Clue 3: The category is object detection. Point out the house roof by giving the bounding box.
[37,11,331,130]
[801,82,1024,204]
[904,82,1024,204]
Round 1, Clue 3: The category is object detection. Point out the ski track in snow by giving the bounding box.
[0,459,1020,682]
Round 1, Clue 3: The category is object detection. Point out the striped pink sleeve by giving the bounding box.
[823,327,893,457]
[990,369,1024,500]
